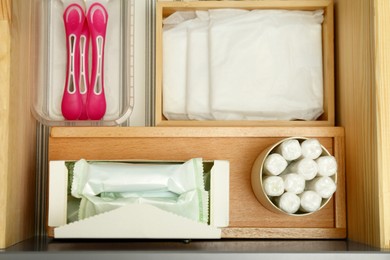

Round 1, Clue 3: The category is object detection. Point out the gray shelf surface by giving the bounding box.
[1,237,390,260]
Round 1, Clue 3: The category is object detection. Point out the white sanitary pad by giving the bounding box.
[186,12,213,120]
[162,12,195,120]
[162,9,324,121]
[210,10,324,120]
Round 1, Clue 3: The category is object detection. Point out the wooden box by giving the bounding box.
[2,0,390,251]
[48,126,346,239]
[155,0,335,127]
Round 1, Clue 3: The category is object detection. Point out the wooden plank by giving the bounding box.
[334,136,346,229]
[0,0,37,249]
[335,0,382,248]
[49,127,345,238]
[50,126,345,138]
[222,228,346,239]
[374,0,390,249]
[0,0,11,249]
[155,0,334,126]
[0,0,10,21]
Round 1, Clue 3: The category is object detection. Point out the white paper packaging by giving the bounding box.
[286,158,318,181]
[275,192,301,214]
[162,13,195,120]
[210,10,324,121]
[301,138,323,159]
[281,173,305,194]
[307,176,336,199]
[276,139,302,161]
[262,176,284,197]
[299,190,322,213]
[263,153,288,176]
[79,189,209,223]
[186,12,213,120]
[71,158,204,198]
[316,156,337,177]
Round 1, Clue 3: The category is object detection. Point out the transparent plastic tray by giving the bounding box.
[30,0,134,126]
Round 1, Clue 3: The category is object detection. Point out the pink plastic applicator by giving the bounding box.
[61,3,85,120]
[86,2,108,120]
[78,18,90,120]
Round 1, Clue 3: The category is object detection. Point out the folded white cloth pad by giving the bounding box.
[162,9,324,121]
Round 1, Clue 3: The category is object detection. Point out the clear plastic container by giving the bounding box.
[30,0,134,126]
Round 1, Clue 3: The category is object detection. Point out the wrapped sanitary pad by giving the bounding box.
[70,158,209,223]
[210,10,324,120]
[162,9,324,121]
[162,12,196,120]
[79,190,209,223]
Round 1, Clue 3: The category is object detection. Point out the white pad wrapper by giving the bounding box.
[79,189,209,223]
[70,158,209,224]
[162,13,195,120]
[262,176,284,197]
[299,190,322,213]
[186,12,213,120]
[307,176,336,199]
[162,9,324,121]
[316,156,337,177]
[263,153,288,176]
[286,158,318,181]
[210,10,324,121]
[301,138,323,159]
[71,158,204,198]
[281,173,305,194]
[276,139,302,161]
[276,192,301,214]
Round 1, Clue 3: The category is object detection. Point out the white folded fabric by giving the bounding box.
[209,10,324,121]
[286,158,318,181]
[263,153,288,176]
[276,192,301,214]
[299,190,322,213]
[262,176,284,197]
[276,139,302,161]
[301,138,323,159]
[307,176,336,199]
[316,156,337,177]
[281,173,305,194]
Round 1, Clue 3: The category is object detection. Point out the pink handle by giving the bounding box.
[86,3,108,120]
[78,19,90,120]
[61,4,85,120]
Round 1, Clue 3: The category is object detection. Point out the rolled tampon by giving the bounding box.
[301,138,323,159]
[263,153,288,176]
[262,176,285,197]
[276,139,302,161]
[299,190,322,213]
[306,176,337,199]
[281,173,305,194]
[286,158,318,180]
[316,156,337,177]
[275,192,300,214]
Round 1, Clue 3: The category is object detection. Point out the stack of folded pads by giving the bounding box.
[162,9,325,121]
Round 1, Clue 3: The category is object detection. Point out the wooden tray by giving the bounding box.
[155,0,335,127]
[49,127,346,239]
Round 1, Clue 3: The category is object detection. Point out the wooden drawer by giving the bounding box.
[1,0,390,250]
[48,126,346,239]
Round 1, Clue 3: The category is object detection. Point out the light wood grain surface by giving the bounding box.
[374,0,390,249]
[0,0,11,249]
[335,0,389,249]
[49,127,346,239]
[0,0,37,249]
[155,0,334,127]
